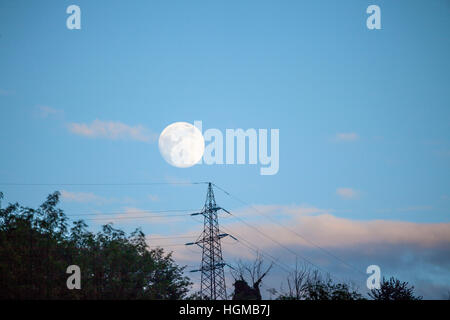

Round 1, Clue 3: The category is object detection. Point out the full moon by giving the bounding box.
[158,122,205,168]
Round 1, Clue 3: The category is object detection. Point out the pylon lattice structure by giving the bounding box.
[186,182,231,300]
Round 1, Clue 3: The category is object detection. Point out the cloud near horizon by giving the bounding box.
[154,204,450,298]
[67,120,157,143]
[218,207,450,251]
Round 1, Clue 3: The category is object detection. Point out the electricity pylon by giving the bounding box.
[186,182,235,300]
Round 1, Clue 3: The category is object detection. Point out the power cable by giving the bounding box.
[0,182,209,186]
[214,183,366,278]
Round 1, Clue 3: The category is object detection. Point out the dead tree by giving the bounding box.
[231,253,273,300]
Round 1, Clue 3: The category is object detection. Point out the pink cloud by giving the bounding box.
[152,205,450,266]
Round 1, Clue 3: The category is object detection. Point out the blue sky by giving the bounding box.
[1,0,449,298]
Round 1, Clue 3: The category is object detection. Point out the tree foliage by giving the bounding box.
[0,191,191,299]
[277,263,364,300]
[369,277,422,300]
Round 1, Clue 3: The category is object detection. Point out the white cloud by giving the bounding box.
[336,188,359,199]
[67,120,156,142]
[61,190,105,203]
[38,106,64,118]
[334,132,359,142]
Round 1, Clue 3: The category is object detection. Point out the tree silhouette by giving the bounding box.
[231,253,272,300]
[278,268,364,300]
[0,191,191,299]
[0,191,431,300]
[369,277,422,300]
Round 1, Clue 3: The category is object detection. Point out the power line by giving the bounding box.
[0,182,209,186]
[211,186,357,283]
[219,225,295,299]
[219,224,294,275]
[218,230,302,298]
[147,235,197,240]
[147,243,187,247]
[2,208,192,221]
[224,208,333,277]
[4,179,365,287]
[80,213,190,221]
[213,183,366,278]
[64,208,199,217]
